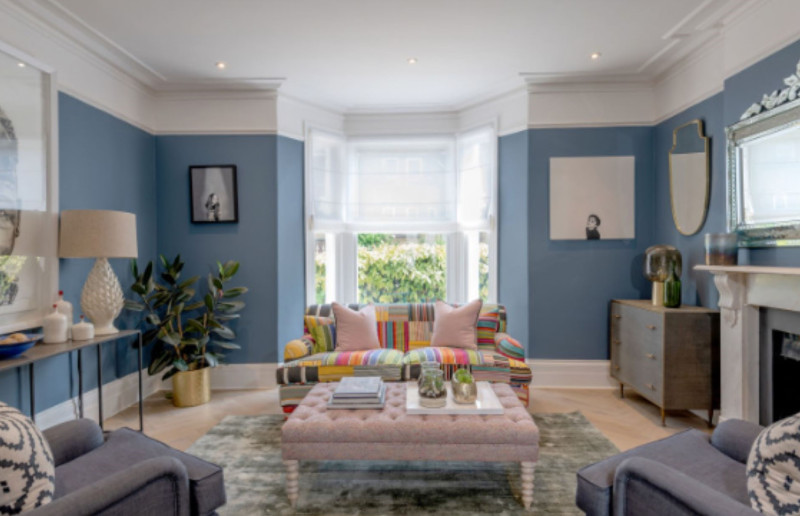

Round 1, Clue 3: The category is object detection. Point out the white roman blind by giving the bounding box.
[307,126,495,232]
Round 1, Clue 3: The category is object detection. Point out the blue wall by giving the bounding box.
[0,93,157,414]
[527,127,654,359]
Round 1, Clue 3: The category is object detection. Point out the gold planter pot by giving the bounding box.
[172,367,211,407]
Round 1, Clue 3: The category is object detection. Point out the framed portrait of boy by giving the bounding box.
[189,165,239,224]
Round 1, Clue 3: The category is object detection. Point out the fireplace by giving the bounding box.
[759,308,800,425]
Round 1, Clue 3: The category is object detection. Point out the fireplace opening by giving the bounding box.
[760,308,800,425]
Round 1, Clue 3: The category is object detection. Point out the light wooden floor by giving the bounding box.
[104,386,712,452]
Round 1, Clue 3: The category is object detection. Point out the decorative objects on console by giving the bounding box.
[430,298,481,349]
[705,233,738,265]
[59,210,138,335]
[610,299,719,426]
[644,245,682,307]
[71,315,94,341]
[55,291,73,339]
[126,255,247,407]
[331,302,380,351]
[663,261,682,308]
[42,305,67,343]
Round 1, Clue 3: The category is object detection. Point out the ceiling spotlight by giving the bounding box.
[17,62,25,68]
[590,52,602,60]
[215,61,227,70]
[407,57,418,65]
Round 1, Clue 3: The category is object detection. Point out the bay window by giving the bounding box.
[305,125,496,305]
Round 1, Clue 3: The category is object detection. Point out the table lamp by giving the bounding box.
[59,210,138,335]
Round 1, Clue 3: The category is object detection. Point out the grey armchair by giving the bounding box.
[576,419,763,516]
[30,419,225,516]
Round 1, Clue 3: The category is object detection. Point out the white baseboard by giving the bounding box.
[35,363,279,429]
[528,359,616,389]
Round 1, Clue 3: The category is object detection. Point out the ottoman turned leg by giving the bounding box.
[284,459,299,508]
[521,461,535,510]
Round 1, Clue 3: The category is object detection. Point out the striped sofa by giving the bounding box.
[276,303,531,413]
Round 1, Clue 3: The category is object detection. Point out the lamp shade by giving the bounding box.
[59,210,138,258]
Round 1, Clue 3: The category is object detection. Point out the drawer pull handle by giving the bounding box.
[613,314,622,319]
[646,324,657,330]
[613,339,621,345]
[645,353,656,360]
[613,365,620,371]
[645,383,656,391]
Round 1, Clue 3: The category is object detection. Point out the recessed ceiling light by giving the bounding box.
[215,61,227,70]
[590,52,602,60]
[17,62,25,68]
[407,57,418,65]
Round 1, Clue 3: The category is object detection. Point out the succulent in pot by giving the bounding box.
[452,368,478,404]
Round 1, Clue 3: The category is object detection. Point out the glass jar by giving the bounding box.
[418,368,446,408]
[705,233,738,265]
[663,261,682,308]
[417,361,440,387]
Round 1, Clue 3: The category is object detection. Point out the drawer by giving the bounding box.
[618,304,663,352]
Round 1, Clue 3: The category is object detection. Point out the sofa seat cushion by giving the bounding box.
[277,349,405,385]
[577,429,749,516]
[54,428,224,515]
[403,347,490,366]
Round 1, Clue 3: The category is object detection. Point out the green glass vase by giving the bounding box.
[663,264,681,308]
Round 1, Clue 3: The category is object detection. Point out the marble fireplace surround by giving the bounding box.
[696,265,800,424]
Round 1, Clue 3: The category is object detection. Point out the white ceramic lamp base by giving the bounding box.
[80,257,124,335]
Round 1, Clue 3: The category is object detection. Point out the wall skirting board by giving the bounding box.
[527,360,615,389]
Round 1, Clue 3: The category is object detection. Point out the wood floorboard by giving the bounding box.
[104,386,712,452]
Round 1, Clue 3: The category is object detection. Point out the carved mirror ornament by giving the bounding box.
[669,120,710,235]
[727,58,800,247]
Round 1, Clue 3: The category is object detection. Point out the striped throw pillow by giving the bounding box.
[477,309,501,350]
[304,316,336,354]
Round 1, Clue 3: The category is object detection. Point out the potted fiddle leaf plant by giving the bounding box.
[125,255,247,407]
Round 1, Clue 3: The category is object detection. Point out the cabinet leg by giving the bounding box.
[707,408,714,428]
[619,383,624,399]
[661,408,666,427]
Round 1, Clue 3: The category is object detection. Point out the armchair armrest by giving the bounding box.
[31,456,190,516]
[493,332,525,361]
[43,419,104,467]
[711,419,763,463]
[613,457,759,516]
[283,335,315,362]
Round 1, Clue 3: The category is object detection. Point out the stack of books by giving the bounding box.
[328,376,386,410]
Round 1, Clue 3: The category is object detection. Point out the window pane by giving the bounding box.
[357,233,446,303]
[479,232,489,302]
[314,234,326,305]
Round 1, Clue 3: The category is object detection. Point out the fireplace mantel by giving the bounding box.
[696,264,800,423]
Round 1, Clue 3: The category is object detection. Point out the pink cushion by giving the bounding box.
[430,299,482,350]
[332,303,381,351]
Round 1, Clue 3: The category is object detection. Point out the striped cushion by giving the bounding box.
[292,349,404,367]
[477,309,501,351]
[304,316,335,353]
[284,336,314,361]
[495,333,525,360]
[403,347,488,366]
[377,321,409,351]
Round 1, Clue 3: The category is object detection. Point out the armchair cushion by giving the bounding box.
[577,429,749,516]
[711,419,764,464]
[403,347,489,366]
[55,428,224,516]
[43,419,104,467]
[304,316,335,353]
[494,333,524,360]
[284,335,314,361]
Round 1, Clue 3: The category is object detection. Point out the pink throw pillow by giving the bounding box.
[430,299,483,350]
[332,303,381,351]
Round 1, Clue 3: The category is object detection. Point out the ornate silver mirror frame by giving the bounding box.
[726,59,800,247]
[669,119,709,235]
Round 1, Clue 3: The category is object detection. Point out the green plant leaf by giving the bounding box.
[224,261,240,278]
[124,300,145,311]
[145,313,161,325]
[161,368,179,381]
[148,350,171,376]
[215,313,240,322]
[159,254,169,269]
[130,258,139,279]
[216,300,245,313]
[204,353,219,367]
[204,293,214,311]
[212,277,223,290]
[212,326,235,339]
[184,301,205,311]
[222,286,247,298]
[178,275,200,290]
[184,319,206,333]
[143,261,153,284]
[131,282,146,296]
[173,358,189,371]
[212,340,241,350]
[159,329,181,347]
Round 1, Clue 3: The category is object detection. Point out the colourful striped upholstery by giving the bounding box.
[279,302,529,410]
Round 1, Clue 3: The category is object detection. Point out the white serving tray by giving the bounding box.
[406,381,504,415]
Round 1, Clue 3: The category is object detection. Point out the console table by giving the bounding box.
[0,330,144,431]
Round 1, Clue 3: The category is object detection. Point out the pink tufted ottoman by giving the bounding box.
[281,382,539,509]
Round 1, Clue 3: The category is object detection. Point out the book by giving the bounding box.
[330,384,386,405]
[328,384,386,410]
[333,376,383,398]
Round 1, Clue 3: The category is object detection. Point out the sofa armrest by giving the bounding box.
[613,457,759,516]
[31,456,190,516]
[284,335,315,362]
[711,419,763,463]
[43,419,104,467]
[493,332,525,361]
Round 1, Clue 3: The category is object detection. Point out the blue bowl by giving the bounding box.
[0,334,42,360]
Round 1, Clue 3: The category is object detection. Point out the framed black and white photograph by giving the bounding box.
[189,165,239,224]
[0,41,59,334]
[549,156,635,240]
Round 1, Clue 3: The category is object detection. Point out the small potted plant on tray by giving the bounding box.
[126,255,247,407]
[452,368,478,404]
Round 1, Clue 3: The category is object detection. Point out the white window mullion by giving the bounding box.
[338,232,357,304]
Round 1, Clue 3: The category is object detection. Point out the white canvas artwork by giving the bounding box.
[549,156,635,240]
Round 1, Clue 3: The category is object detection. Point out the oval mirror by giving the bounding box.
[669,119,710,235]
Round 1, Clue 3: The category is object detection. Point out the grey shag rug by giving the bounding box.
[188,411,617,515]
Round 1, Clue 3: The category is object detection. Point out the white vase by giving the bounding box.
[55,291,73,339]
[71,316,95,341]
[81,257,123,335]
[43,306,68,344]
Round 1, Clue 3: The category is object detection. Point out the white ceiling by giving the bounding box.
[46,0,749,112]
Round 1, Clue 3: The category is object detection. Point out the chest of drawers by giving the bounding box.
[610,299,720,426]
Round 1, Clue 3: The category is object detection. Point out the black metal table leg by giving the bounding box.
[97,343,103,430]
[29,363,35,423]
[137,333,143,432]
[78,349,84,418]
